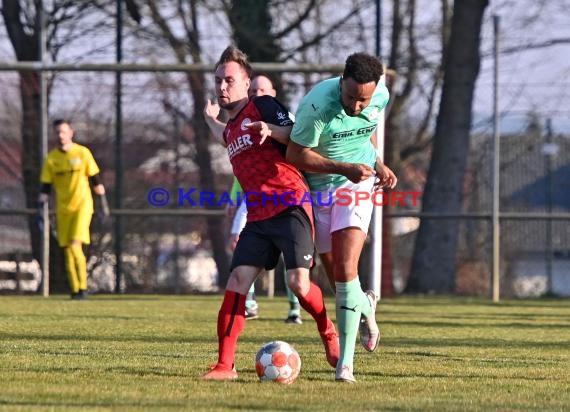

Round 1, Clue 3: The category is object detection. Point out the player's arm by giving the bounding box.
[244,122,292,145]
[84,148,110,216]
[251,96,294,145]
[286,141,374,183]
[89,174,110,217]
[369,129,397,189]
[88,166,105,195]
[287,101,374,183]
[37,180,52,232]
[203,99,227,147]
[38,159,53,205]
[266,124,292,145]
[38,185,51,204]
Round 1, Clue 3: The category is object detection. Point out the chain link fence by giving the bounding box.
[1,66,569,298]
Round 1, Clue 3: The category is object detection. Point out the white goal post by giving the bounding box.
[369,73,386,299]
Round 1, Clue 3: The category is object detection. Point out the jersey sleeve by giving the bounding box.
[366,83,390,122]
[84,147,100,177]
[40,156,53,184]
[229,177,242,202]
[253,96,294,127]
[230,201,248,235]
[289,97,325,149]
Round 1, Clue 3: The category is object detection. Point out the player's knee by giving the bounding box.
[332,262,358,282]
[287,269,309,296]
[287,277,302,295]
[226,272,244,292]
[227,267,256,294]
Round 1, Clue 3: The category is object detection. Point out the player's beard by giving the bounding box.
[342,104,360,117]
[219,97,247,111]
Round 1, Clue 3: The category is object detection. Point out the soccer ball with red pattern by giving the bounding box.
[255,341,301,384]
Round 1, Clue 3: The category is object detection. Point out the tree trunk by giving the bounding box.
[145,0,232,290]
[2,1,68,292]
[20,72,42,263]
[229,0,283,94]
[406,0,489,293]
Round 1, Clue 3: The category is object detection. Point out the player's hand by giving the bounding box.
[95,193,111,224]
[344,163,377,183]
[203,99,220,120]
[244,121,271,144]
[374,162,397,190]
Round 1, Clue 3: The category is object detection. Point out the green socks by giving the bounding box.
[335,277,370,368]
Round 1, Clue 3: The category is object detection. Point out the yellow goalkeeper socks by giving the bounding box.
[69,243,87,291]
[64,247,80,293]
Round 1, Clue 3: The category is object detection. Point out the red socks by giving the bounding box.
[216,290,246,369]
[216,285,328,369]
[296,282,329,333]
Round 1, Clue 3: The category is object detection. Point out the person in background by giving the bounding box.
[39,119,108,300]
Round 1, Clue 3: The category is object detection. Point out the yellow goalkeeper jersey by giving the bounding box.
[40,143,100,215]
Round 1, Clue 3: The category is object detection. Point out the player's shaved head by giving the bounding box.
[249,75,276,97]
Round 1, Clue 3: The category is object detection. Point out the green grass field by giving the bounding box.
[1,295,569,411]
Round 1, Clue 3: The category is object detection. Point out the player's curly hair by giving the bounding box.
[215,45,253,78]
[343,53,384,84]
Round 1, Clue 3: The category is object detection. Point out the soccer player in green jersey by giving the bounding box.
[39,119,107,300]
[287,53,397,382]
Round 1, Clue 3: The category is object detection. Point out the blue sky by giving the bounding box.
[474,1,570,134]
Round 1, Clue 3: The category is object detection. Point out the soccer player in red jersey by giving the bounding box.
[202,46,339,380]
[204,75,304,325]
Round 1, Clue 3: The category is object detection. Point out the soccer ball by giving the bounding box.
[255,340,301,384]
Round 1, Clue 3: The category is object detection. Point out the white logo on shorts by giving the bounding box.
[303,254,312,261]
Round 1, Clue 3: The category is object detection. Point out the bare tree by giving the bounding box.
[1,0,106,291]
[406,0,489,293]
[227,0,367,98]
[386,0,452,170]
[140,0,231,286]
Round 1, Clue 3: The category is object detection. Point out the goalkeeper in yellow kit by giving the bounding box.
[39,119,108,299]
